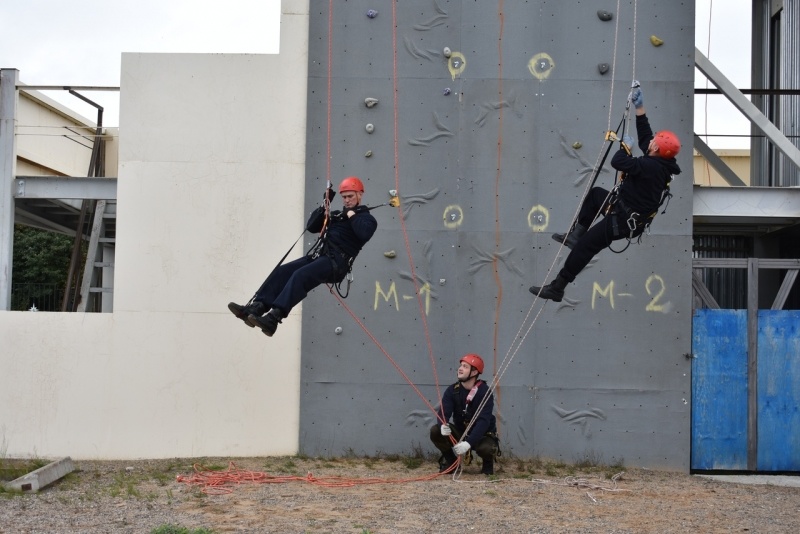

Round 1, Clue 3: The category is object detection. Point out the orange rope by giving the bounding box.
[326,0,333,187]
[390,0,445,420]
[331,290,446,424]
[316,0,449,434]
[176,461,461,494]
[491,0,506,427]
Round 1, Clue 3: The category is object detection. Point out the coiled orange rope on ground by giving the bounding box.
[176,461,461,495]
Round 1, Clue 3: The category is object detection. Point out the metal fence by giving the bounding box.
[10,283,64,311]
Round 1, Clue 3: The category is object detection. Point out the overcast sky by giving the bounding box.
[1,0,750,149]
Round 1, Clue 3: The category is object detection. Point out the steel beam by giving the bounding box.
[14,176,117,200]
[1,69,18,310]
[693,185,800,223]
[695,47,800,171]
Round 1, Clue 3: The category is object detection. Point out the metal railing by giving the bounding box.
[10,283,64,311]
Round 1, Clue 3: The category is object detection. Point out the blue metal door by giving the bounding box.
[692,309,800,471]
[691,309,748,470]
[757,311,800,471]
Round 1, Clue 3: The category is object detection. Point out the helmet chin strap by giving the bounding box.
[458,368,479,383]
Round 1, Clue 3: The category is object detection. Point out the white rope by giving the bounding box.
[458,0,639,446]
[531,471,630,495]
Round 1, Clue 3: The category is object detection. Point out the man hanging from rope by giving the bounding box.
[530,83,682,302]
[430,354,499,475]
[228,176,378,337]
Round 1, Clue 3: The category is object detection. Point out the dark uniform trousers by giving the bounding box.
[254,254,343,315]
[561,186,633,282]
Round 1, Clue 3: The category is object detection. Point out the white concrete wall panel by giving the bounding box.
[0,2,310,459]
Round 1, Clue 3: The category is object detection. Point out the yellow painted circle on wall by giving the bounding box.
[528,53,555,80]
[443,204,464,229]
[448,52,466,80]
[527,205,550,232]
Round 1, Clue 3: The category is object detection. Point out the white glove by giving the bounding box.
[440,424,452,436]
[630,87,644,109]
[452,441,471,456]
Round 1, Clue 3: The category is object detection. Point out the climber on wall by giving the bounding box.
[228,176,378,337]
[530,83,682,302]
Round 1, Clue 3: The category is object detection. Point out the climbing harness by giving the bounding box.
[605,173,674,253]
[312,192,399,299]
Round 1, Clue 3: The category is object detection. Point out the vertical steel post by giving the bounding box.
[0,69,19,310]
[747,258,759,470]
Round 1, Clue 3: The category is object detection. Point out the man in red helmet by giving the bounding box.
[530,83,682,302]
[228,176,377,336]
[430,354,499,475]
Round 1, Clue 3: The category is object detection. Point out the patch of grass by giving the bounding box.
[274,459,298,474]
[0,485,24,498]
[0,458,49,482]
[573,449,605,469]
[402,457,423,469]
[56,471,81,491]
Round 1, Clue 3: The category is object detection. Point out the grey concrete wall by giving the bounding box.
[300,1,694,470]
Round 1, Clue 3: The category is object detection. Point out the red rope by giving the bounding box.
[331,290,445,423]
[390,0,446,425]
[176,461,461,494]
[492,1,506,425]
[326,0,333,187]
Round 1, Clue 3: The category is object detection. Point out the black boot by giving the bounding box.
[551,223,587,250]
[529,273,570,302]
[248,307,285,337]
[438,452,458,473]
[481,457,494,475]
[228,300,266,327]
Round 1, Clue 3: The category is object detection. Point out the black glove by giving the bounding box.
[324,189,336,203]
[346,205,370,219]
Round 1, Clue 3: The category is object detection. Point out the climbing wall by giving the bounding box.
[300,1,694,470]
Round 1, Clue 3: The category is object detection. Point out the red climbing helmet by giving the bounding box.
[460,353,485,374]
[654,130,681,159]
[339,176,365,193]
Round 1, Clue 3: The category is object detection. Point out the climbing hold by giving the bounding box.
[388,189,397,197]
[384,250,397,258]
[365,97,379,108]
[572,142,582,150]
[365,150,373,158]
[443,47,452,58]
[597,63,609,75]
[365,123,375,134]
[443,87,451,96]
[335,326,343,335]
[597,10,613,21]
[650,35,664,47]
[366,9,378,19]
[439,279,446,286]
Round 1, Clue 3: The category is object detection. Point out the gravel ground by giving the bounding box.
[2,456,800,533]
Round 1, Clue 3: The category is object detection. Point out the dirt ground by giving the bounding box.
[2,455,800,533]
